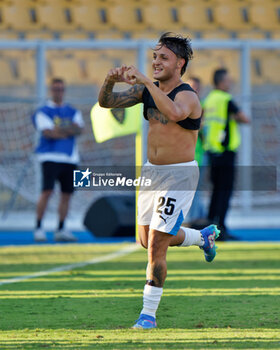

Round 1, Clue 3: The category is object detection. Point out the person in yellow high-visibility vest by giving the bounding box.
[203,68,250,241]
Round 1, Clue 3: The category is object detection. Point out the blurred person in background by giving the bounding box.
[185,77,207,227]
[32,78,84,242]
[203,68,250,241]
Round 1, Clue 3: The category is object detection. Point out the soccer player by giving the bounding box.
[33,78,84,242]
[98,33,220,329]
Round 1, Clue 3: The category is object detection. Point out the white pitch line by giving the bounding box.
[0,244,140,286]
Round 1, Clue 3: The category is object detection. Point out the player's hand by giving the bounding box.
[106,64,131,84]
[125,65,148,85]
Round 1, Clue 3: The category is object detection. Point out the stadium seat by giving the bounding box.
[85,57,115,85]
[215,0,252,31]
[108,0,147,32]
[0,31,18,39]
[131,29,160,40]
[0,59,17,85]
[261,51,280,84]
[24,31,54,40]
[251,0,280,31]
[202,30,232,40]
[250,51,265,85]
[60,31,89,40]
[71,50,103,61]
[237,30,266,39]
[38,0,77,31]
[2,0,41,31]
[178,0,218,31]
[104,49,136,67]
[50,58,83,85]
[144,0,182,31]
[95,30,124,40]
[2,49,33,61]
[211,50,240,83]
[185,50,220,86]
[73,0,113,32]
[17,58,36,85]
[271,31,280,39]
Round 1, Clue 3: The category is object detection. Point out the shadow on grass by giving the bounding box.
[0,294,279,331]
[0,340,280,349]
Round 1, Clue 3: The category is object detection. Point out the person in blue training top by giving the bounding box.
[33,78,84,242]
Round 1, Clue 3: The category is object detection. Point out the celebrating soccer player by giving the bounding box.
[98,32,220,329]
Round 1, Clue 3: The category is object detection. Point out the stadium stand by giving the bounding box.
[261,51,280,84]
[251,51,265,85]
[131,29,161,39]
[251,0,280,31]
[0,59,17,85]
[0,0,279,88]
[271,31,280,39]
[72,0,112,32]
[24,31,55,40]
[2,0,41,31]
[49,57,83,85]
[237,30,266,39]
[0,31,18,39]
[60,31,90,40]
[17,57,36,85]
[215,0,252,31]
[108,0,147,33]
[144,0,182,31]
[94,30,124,39]
[85,57,116,85]
[201,29,231,39]
[186,51,221,85]
[38,0,77,32]
[178,0,218,31]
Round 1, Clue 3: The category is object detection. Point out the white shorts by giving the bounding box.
[138,160,199,235]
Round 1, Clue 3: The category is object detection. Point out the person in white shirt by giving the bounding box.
[33,78,84,242]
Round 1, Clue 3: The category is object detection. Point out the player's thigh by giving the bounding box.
[58,163,76,194]
[138,225,149,248]
[41,161,58,191]
[150,190,196,236]
[137,189,154,228]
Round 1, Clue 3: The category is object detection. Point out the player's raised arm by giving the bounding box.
[98,65,144,108]
[126,65,201,122]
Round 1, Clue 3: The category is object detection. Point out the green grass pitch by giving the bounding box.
[0,242,279,349]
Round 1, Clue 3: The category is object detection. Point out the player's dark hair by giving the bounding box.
[51,78,64,85]
[157,32,193,76]
[188,76,201,85]
[213,68,228,86]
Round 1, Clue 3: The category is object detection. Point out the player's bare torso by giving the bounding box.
[146,106,198,165]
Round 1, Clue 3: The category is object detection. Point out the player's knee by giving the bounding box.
[149,240,166,261]
[42,190,53,199]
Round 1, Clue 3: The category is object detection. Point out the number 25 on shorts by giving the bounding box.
[156,197,177,216]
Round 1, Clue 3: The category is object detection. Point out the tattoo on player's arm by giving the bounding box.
[101,84,144,108]
[147,108,169,125]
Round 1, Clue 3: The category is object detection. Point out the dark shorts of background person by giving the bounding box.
[41,161,76,193]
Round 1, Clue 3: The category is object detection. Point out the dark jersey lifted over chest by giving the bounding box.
[142,82,201,130]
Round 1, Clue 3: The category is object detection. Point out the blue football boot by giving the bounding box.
[200,224,220,262]
[132,314,157,329]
